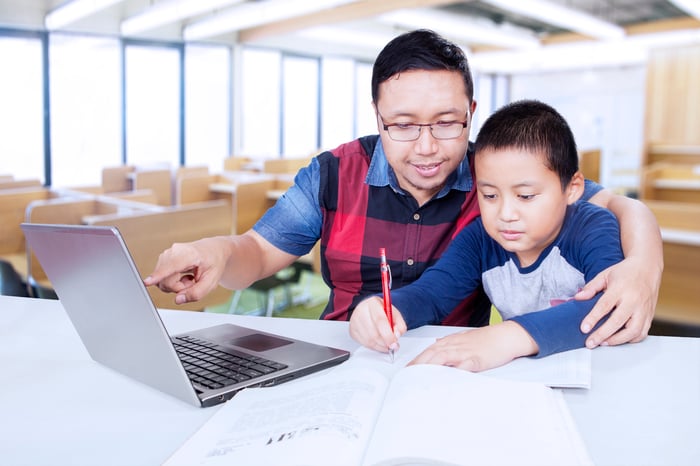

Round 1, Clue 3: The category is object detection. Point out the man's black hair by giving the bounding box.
[371,29,474,104]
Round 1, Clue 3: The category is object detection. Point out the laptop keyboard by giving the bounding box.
[172,335,288,390]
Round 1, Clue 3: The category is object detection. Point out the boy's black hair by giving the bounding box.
[475,99,579,189]
[371,29,474,104]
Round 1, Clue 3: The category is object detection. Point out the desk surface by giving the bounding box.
[1,296,698,466]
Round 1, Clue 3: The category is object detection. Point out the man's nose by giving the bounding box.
[413,126,438,154]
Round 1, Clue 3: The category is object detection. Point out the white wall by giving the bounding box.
[509,65,647,193]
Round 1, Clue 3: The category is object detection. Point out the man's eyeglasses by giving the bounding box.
[378,112,469,142]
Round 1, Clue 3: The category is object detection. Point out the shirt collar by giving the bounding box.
[365,138,473,197]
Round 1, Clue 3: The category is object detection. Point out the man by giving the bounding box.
[145,29,662,350]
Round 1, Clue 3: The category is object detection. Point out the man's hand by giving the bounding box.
[144,237,231,305]
[576,255,661,348]
[349,297,407,355]
[408,321,538,372]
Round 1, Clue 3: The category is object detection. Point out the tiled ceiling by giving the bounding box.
[442,0,690,36]
[0,0,699,64]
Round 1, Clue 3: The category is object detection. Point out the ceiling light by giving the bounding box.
[183,0,356,41]
[471,28,700,73]
[121,0,245,36]
[481,0,625,40]
[298,25,400,53]
[45,0,125,30]
[379,8,540,50]
[668,0,700,19]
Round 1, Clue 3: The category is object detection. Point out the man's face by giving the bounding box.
[373,69,475,206]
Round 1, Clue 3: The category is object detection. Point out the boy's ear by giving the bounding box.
[566,171,585,204]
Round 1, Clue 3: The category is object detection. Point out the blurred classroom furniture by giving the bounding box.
[643,200,700,329]
[1,157,315,315]
[579,149,601,184]
[22,192,233,311]
[640,161,700,203]
[639,44,700,334]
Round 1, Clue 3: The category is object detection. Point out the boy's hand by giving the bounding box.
[349,297,407,355]
[408,321,538,372]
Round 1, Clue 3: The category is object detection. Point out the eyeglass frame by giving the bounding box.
[377,111,470,142]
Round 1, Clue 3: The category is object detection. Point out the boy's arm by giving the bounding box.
[390,222,486,328]
[349,224,486,353]
[408,295,603,372]
[579,191,663,347]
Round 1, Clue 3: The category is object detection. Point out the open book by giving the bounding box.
[346,336,592,389]
[164,360,592,466]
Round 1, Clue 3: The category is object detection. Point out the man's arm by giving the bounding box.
[145,159,323,305]
[145,231,299,305]
[579,190,663,347]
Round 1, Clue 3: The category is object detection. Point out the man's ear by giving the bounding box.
[371,102,381,133]
[566,171,585,204]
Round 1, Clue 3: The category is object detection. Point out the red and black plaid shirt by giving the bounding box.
[317,135,491,326]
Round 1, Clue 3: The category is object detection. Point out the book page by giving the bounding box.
[483,347,592,389]
[163,367,389,466]
[348,336,592,389]
[362,364,592,466]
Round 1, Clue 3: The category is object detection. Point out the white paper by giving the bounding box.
[346,336,592,389]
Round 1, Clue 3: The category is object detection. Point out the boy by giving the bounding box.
[349,100,624,371]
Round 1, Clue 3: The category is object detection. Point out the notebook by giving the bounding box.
[21,223,350,408]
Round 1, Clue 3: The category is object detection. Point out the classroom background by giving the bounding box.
[1,0,699,336]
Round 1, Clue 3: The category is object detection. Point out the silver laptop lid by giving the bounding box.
[22,223,202,406]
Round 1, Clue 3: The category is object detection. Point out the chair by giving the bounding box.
[0,260,30,297]
[228,262,310,317]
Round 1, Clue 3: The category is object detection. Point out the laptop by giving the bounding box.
[21,223,350,408]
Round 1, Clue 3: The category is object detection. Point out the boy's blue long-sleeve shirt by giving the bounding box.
[392,201,623,357]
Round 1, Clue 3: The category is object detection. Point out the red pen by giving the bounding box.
[379,247,395,362]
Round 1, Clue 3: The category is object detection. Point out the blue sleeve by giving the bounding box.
[391,222,486,328]
[252,158,322,256]
[512,294,607,357]
[512,203,622,357]
[581,179,603,201]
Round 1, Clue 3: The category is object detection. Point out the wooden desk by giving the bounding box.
[644,201,700,326]
[646,144,700,165]
[266,189,286,200]
[0,296,698,466]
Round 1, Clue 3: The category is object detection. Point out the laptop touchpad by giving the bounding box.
[230,334,292,352]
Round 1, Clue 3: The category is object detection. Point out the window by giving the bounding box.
[185,44,231,172]
[320,57,354,151]
[0,34,44,182]
[125,42,181,168]
[49,33,121,188]
[282,55,319,157]
[240,48,281,159]
[354,62,375,138]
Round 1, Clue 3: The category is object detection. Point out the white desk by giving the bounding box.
[1,296,698,466]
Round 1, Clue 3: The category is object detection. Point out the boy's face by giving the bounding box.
[475,147,583,267]
[373,69,476,206]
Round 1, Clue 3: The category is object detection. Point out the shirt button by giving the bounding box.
[407,258,414,266]
[413,213,420,221]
